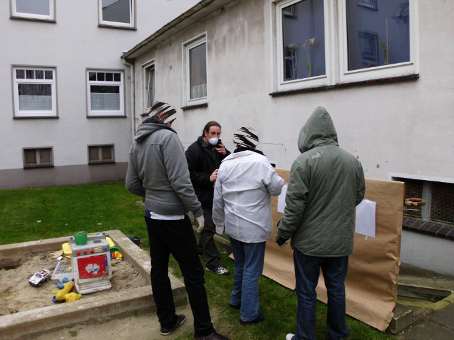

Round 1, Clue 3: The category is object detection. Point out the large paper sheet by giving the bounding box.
[263,169,403,331]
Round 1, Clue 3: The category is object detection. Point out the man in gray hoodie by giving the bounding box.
[126,101,228,340]
[277,107,365,340]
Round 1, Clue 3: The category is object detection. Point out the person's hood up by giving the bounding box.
[134,122,175,143]
[298,106,338,153]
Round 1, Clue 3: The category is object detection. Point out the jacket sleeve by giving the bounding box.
[277,159,309,241]
[262,161,285,196]
[356,162,366,205]
[125,146,145,197]
[185,144,212,188]
[163,134,203,217]
[212,174,225,234]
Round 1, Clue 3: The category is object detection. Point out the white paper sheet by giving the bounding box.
[277,184,288,213]
[355,199,376,238]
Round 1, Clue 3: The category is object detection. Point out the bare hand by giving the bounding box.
[216,144,227,155]
[210,169,218,182]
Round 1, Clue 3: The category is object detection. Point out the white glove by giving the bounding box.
[196,215,205,233]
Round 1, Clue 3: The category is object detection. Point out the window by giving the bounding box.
[143,63,155,109]
[87,70,124,117]
[99,0,135,28]
[12,66,57,118]
[23,148,53,169]
[88,145,115,164]
[183,35,207,105]
[273,0,418,91]
[394,177,454,225]
[11,0,55,21]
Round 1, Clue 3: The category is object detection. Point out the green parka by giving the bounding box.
[277,107,365,257]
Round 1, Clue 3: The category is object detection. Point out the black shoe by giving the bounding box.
[240,314,264,325]
[160,314,186,336]
[195,331,229,340]
[228,303,240,310]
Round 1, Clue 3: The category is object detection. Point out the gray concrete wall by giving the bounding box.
[0,0,198,187]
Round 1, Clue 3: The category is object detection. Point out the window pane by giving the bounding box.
[97,73,105,81]
[16,0,50,16]
[102,0,131,24]
[145,66,155,107]
[431,182,454,224]
[347,0,410,70]
[101,146,113,161]
[88,147,100,162]
[35,70,44,79]
[89,72,96,81]
[282,0,325,81]
[106,73,113,81]
[16,69,25,79]
[26,70,35,79]
[18,84,52,111]
[90,85,120,111]
[189,43,207,99]
[24,150,37,165]
[45,70,53,79]
[39,149,52,164]
[114,73,121,82]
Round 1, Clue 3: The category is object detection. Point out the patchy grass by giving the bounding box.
[0,182,394,340]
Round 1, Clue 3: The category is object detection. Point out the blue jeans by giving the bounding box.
[230,238,266,322]
[293,250,349,340]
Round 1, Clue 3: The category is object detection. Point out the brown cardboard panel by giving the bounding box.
[263,169,404,331]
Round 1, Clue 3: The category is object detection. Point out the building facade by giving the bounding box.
[123,0,454,274]
[0,0,197,188]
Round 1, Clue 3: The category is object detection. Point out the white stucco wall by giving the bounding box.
[0,0,198,171]
[132,0,454,184]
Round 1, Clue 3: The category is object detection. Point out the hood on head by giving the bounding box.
[298,106,338,153]
[134,122,173,143]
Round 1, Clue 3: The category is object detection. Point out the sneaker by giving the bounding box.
[207,265,229,275]
[160,314,186,336]
[195,331,229,340]
[239,313,264,325]
[286,334,295,340]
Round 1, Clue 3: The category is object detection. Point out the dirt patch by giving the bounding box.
[0,251,147,316]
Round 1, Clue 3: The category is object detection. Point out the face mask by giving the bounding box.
[208,137,219,146]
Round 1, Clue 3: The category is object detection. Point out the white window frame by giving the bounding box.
[337,0,419,84]
[10,0,55,21]
[86,69,125,117]
[275,0,335,92]
[273,0,418,92]
[12,66,57,118]
[142,60,156,110]
[98,0,135,29]
[182,34,208,107]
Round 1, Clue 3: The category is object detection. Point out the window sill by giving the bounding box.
[181,102,208,111]
[24,164,54,170]
[98,24,137,31]
[270,74,419,97]
[87,115,127,119]
[88,161,116,166]
[403,216,454,241]
[14,116,58,120]
[10,15,56,24]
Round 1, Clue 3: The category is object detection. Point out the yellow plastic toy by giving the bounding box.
[62,242,72,257]
[54,281,75,302]
[64,292,81,303]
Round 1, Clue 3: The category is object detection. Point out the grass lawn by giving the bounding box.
[0,182,394,340]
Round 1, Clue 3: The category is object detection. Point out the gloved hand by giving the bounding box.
[196,214,205,233]
[276,237,287,246]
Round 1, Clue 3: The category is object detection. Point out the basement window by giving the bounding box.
[88,145,115,165]
[23,148,53,169]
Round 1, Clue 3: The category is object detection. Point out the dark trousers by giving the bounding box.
[293,250,349,340]
[145,215,214,337]
[199,208,221,270]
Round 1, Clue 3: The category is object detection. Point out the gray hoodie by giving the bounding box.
[125,123,202,217]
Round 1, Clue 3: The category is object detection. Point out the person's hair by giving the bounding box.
[202,121,222,136]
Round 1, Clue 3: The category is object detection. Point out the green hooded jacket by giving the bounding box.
[277,107,365,257]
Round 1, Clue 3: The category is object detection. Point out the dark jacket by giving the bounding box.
[186,136,230,209]
[125,123,202,217]
[277,107,365,257]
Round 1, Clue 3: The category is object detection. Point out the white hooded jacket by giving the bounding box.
[212,150,285,243]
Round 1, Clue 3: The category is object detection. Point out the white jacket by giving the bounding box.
[212,150,285,243]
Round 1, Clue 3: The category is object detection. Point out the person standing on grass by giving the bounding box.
[186,121,230,276]
[276,106,365,340]
[212,127,285,325]
[126,101,228,340]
